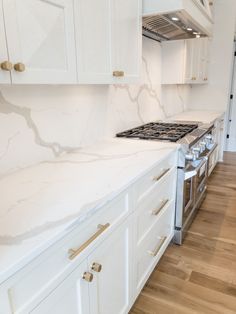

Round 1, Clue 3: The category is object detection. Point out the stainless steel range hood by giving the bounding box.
[143,0,213,41]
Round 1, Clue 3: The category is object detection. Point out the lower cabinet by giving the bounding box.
[0,152,178,314]
[88,219,133,314]
[31,219,133,314]
[30,260,89,314]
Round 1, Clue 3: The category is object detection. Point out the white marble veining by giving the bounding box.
[0,37,190,178]
[0,138,178,284]
[168,110,225,125]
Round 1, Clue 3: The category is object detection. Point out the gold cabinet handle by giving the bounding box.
[91,262,102,273]
[148,236,167,257]
[153,168,170,182]
[83,272,93,282]
[1,61,13,71]
[152,199,169,216]
[14,63,26,72]
[68,223,110,260]
[113,71,124,77]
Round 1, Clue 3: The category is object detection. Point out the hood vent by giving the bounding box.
[143,0,213,42]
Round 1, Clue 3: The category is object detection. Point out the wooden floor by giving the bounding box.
[130,152,236,314]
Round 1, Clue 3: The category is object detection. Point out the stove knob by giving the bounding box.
[185,153,194,161]
[205,134,212,140]
[192,147,201,159]
[199,141,206,152]
[205,134,213,147]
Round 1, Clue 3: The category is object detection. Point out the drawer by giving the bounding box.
[3,191,130,314]
[134,153,176,204]
[136,167,176,244]
[135,201,174,293]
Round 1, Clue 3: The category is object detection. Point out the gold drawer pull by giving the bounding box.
[14,62,25,72]
[91,262,102,273]
[1,61,13,71]
[149,236,167,257]
[153,168,170,182]
[68,223,110,260]
[83,272,93,282]
[113,71,124,77]
[152,199,169,216]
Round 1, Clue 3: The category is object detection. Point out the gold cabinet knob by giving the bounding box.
[1,61,13,71]
[113,71,124,77]
[91,262,102,273]
[14,63,25,72]
[82,272,93,282]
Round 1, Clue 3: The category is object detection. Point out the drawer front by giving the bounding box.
[135,201,175,293]
[136,168,176,244]
[3,192,130,314]
[134,154,176,205]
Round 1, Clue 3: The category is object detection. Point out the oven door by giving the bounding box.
[175,157,207,229]
[194,157,208,204]
[201,143,218,176]
[207,143,218,176]
[176,166,196,229]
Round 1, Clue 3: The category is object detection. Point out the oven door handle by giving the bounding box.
[184,170,197,181]
[205,143,218,159]
[184,157,208,181]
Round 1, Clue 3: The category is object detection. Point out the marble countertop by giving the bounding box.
[167,110,225,125]
[0,138,178,284]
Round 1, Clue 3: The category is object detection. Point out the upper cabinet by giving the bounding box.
[162,38,210,85]
[0,3,11,84]
[2,0,77,84]
[0,0,142,84]
[75,0,142,84]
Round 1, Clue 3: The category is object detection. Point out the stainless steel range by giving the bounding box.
[116,121,217,245]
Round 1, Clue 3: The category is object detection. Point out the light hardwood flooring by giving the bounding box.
[130,152,236,314]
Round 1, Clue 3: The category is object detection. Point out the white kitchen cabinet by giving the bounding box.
[0,2,11,84]
[88,219,133,314]
[162,38,210,85]
[2,0,77,84]
[133,162,177,295]
[0,151,178,314]
[30,260,89,314]
[27,218,133,314]
[74,0,141,84]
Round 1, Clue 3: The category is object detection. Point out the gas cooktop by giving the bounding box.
[116,122,198,142]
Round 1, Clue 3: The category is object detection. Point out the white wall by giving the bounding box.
[186,0,236,111]
[0,37,190,178]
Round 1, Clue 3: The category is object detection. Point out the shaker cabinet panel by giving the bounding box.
[111,0,141,83]
[75,0,141,84]
[162,38,210,85]
[0,2,11,84]
[3,0,77,84]
[30,260,89,314]
[74,0,112,83]
[88,220,133,314]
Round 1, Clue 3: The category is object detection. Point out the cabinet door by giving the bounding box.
[3,0,77,84]
[111,0,141,83]
[185,39,201,84]
[30,260,89,314]
[88,220,133,314]
[75,0,141,84]
[0,1,11,84]
[74,0,112,84]
[201,38,210,83]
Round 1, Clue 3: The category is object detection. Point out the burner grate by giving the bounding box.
[116,122,198,142]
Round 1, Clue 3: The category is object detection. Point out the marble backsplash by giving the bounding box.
[0,37,190,177]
